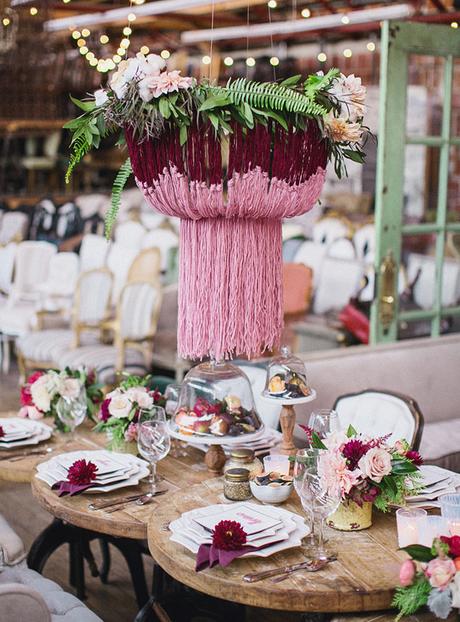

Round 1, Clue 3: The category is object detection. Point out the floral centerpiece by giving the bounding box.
[94,374,165,452]
[63,53,369,363]
[307,426,422,530]
[19,368,103,431]
[394,536,460,620]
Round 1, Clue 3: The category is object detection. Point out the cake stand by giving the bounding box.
[168,423,266,473]
[261,390,317,457]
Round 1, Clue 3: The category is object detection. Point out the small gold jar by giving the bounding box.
[223,468,251,501]
[224,448,263,478]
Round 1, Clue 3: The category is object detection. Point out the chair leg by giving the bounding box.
[107,537,149,608]
[27,519,72,573]
[99,538,111,584]
[69,539,86,600]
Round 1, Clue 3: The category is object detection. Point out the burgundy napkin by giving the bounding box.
[195,544,260,571]
[51,481,96,496]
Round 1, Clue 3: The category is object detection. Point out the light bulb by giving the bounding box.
[63,0,71,4]
[2,17,10,26]
[343,48,352,58]
[160,49,170,59]
[72,30,80,39]
[246,57,256,67]
[267,0,277,8]
[123,26,132,35]
[100,34,109,44]
[341,15,350,24]
[77,38,86,47]
[451,21,458,29]
[117,47,126,56]
[30,7,38,15]
[106,59,115,70]
[120,38,130,48]
[127,13,136,21]
[270,56,279,66]
[301,8,310,18]
[367,41,376,52]
[113,54,122,63]
[317,52,327,62]
[81,28,90,37]
[202,55,211,65]
[79,46,88,55]
[86,52,95,61]
[223,56,233,66]
[140,45,149,55]
[89,58,98,66]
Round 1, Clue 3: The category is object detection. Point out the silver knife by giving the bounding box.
[271,558,331,582]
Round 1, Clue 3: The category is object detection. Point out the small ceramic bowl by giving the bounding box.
[250,480,293,504]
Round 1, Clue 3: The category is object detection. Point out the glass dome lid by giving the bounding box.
[171,361,263,439]
[263,346,312,400]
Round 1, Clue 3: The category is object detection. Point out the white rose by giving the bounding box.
[138,53,166,76]
[358,447,392,483]
[108,394,133,419]
[125,387,153,409]
[61,378,82,400]
[106,388,122,400]
[94,89,109,106]
[30,376,52,413]
[110,57,143,99]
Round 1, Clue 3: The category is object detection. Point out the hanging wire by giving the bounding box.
[267,4,276,81]
[246,3,250,78]
[208,0,215,81]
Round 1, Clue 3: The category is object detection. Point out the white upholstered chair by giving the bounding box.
[0,212,29,245]
[293,240,327,290]
[141,229,179,272]
[407,253,460,310]
[55,281,163,385]
[333,389,424,450]
[35,252,79,314]
[79,234,109,272]
[0,243,17,297]
[353,223,375,265]
[312,256,363,314]
[114,220,146,248]
[16,268,113,379]
[312,216,350,246]
[327,238,357,260]
[127,247,162,285]
[106,241,139,304]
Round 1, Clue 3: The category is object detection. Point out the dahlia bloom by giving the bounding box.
[67,459,98,486]
[212,520,247,551]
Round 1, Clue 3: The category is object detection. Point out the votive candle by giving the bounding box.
[396,508,427,548]
[440,494,460,536]
[264,454,290,475]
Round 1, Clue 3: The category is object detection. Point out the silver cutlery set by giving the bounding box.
[243,556,336,583]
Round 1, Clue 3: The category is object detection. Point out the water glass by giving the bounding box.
[137,418,170,494]
[293,448,320,495]
[440,494,460,536]
[396,508,427,547]
[56,386,87,438]
[308,409,339,440]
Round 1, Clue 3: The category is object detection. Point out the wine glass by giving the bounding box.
[56,386,87,439]
[300,467,340,560]
[164,384,187,458]
[308,409,339,440]
[293,449,320,549]
[137,410,170,494]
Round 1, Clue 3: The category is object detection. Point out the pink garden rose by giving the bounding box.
[18,405,44,420]
[125,387,153,410]
[138,70,194,102]
[318,451,361,497]
[124,422,138,442]
[426,557,456,590]
[399,559,416,587]
[358,447,392,483]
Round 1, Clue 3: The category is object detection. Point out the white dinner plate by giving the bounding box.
[0,419,52,449]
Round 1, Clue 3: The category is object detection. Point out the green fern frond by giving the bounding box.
[218,78,327,117]
[105,158,132,239]
[391,576,431,621]
[65,133,91,184]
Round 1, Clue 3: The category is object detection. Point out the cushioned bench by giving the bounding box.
[294,334,460,471]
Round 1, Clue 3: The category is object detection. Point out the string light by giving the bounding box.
[270,56,279,66]
[2,17,10,26]
[343,48,352,58]
[86,52,95,61]
[62,0,71,4]
[267,0,277,8]
[140,45,149,54]
[120,37,130,48]
[317,52,327,62]
[202,55,211,65]
[341,15,350,24]
[81,28,90,37]
[30,7,38,15]
[301,8,310,18]
[367,41,376,52]
[246,57,256,67]
[72,30,80,39]
[223,56,234,66]
[160,49,170,59]
[451,21,458,29]
[123,26,132,35]
[117,47,126,55]
[100,34,109,44]
[112,54,122,63]
[89,58,98,66]
[127,13,136,21]
[79,46,88,55]
[77,38,86,46]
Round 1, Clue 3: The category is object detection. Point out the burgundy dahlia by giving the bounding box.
[212,520,247,551]
[405,450,423,466]
[440,536,460,557]
[0,425,4,438]
[67,459,98,485]
[342,439,369,471]
[99,399,111,422]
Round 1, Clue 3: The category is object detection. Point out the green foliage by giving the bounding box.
[346,424,357,438]
[105,158,133,239]
[400,545,435,563]
[65,133,92,184]
[311,431,327,450]
[304,68,340,100]
[392,574,432,621]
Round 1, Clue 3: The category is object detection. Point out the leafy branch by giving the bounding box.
[104,158,133,239]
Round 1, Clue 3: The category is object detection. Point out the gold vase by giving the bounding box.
[327,500,373,531]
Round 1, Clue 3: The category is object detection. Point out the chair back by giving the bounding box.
[79,234,108,272]
[0,212,29,245]
[117,281,162,341]
[353,224,375,264]
[141,229,179,271]
[333,389,424,450]
[236,364,281,430]
[293,240,327,289]
[312,256,363,315]
[312,217,350,246]
[282,263,313,315]
[114,221,146,248]
[40,252,79,297]
[74,268,113,326]
[0,243,17,295]
[11,241,56,300]
[407,253,460,310]
[327,238,356,260]
[106,242,139,303]
[127,247,161,285]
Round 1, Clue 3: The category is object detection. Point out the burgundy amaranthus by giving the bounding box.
[212,520,247,551]
[299,424,314,444]
[0,425,4,438]
[405,450,423,466]
[67,459,98,485]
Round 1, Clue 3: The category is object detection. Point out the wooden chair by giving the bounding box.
[333,388,424,450]
[127,247,161,286]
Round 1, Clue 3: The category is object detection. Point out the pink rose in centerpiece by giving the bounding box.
[357,447,392,483]
[124,422,138,442]
[18,405,44,419]
[399,559,416,586]
[138,70,195,102]
[61,378,82,400]
[318,451,361,497]
[125,387,153,410]
[426,557,456,590]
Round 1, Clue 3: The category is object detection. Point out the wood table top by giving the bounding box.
[0,412,107,484]
[147,479,405,614]
[31,443,216,540]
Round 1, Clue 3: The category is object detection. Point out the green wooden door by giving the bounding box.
[370,20,460,343]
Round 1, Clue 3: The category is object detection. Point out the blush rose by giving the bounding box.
[358,447,392,483]
[426,558,456,590]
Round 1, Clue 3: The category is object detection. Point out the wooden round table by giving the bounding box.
[0,412,107,483]
[148,480,405,614]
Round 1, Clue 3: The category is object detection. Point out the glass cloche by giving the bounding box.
[171,361,263,439]
[263,346,313,400]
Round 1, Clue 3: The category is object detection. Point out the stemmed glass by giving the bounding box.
[56,386,87,440]
[137,406,170,494]
[308,409,339,440]
[293,449,320,549]
[300,467,340,560]
[164,384,187,458]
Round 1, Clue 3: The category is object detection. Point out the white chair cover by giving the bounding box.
[106,242,139,304]
[79,234,108,272]
[327,238,356,260]
[334,390,417,447]
[353,224,375,264]
[0,212,29,245]
[0,244,17,295]
[36,252,79,300]
[312,217,349,246]
[114,221,146,248]
[313,256,363,314]
[75,194,110,220]
[77,269,113,325]
[119,282,161,340]
[8,241,57,304]
[407,253,460,310]
[139,210,164,231]
[141,229,179,272]
[237,365,281,430]
[293,240,327,289]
